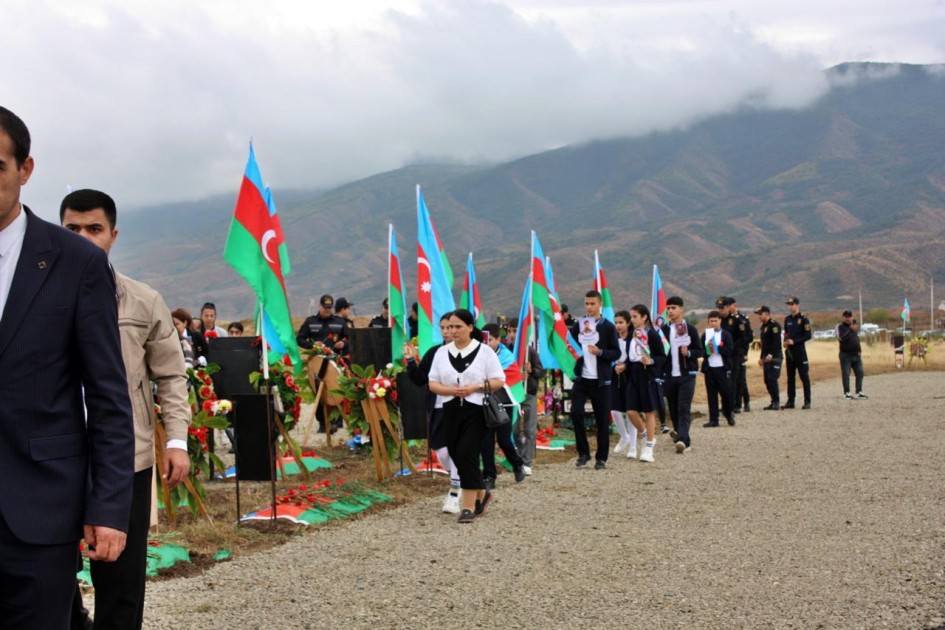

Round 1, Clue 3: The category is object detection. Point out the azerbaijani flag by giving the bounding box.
[902,298,911,322]
[417,186,455,356]
[651,264,667,322]
[388,224,409,363]
[651,264,670,353]
[532,232,580,376]
[512,276,534,371]
[593,250,615,322]
[255,184,293,361]
[223,144,301,367]
[460,252,486,328]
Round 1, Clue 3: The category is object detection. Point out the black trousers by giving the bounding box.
[763,360,781,405]
[0,512,78,628]
[734,353,750,408]
[570,378,612,462]
[481,420,524,480]
[704,367,733,424]
[444,399,489,490]
[665,374,696,447]
[785,346,811,404]
[89,467,152,630]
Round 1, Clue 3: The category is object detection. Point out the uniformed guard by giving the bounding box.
[296,294,350,355]
[717,296,741,413]
[754,305,782,410]
[782,296,812,409]
[730,297,753,412]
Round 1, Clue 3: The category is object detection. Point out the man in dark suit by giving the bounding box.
[568,290,620,470]
[0,106,134,627]
[701,310,736,427]
[661,296,704,453]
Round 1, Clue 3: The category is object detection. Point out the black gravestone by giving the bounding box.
[207,337,260,398]
[230,393,275,481]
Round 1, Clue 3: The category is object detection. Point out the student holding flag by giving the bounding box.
[623,305,667,463]
[611,310,638,458]
[701,311,736,427]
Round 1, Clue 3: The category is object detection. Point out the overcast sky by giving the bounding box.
[4,0,943,221]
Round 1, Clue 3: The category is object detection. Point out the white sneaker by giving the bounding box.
[522,465,533,476]
[843,393,854,400]
[856,392,868,399]
[613,438,627,454]
[639,446,655,463]
[442,492,460,514]
[626,442,638,459]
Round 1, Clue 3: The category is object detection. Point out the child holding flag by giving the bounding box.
[623,305,666,463]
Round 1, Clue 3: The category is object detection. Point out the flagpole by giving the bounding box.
[258,304,277,524]
[594,249,601,291]
[651,264,657,317]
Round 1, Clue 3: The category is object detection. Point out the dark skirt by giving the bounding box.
[611,372,630,412]
[626,362,658,413]
[429,408,447,450]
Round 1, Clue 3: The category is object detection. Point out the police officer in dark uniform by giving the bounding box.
[296,294,349,355]
[754,305,782,410]
[369,298,390,328]
[730,297,753,412]
[717,297,740,414]
[782,296,812,409]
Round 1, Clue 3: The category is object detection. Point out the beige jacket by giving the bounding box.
[117,272,191,472]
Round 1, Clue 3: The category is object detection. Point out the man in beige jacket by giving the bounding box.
[61,189,191,630]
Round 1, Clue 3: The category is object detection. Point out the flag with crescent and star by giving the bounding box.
[224,144,301,367]
[416,185,455,356]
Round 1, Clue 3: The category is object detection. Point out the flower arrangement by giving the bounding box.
[331,362,404,459]
[156,363,231,518]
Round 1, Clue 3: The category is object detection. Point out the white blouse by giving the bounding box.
[428,339,505,407]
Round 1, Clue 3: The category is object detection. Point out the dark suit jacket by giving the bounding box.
[569,317,621,385]
[661,322,705,376]
[700,328,735,373]
[0,207,134,545]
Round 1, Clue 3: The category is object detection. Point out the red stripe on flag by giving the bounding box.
[233,176,287,290]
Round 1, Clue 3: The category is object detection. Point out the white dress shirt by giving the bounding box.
[0,205,27,320]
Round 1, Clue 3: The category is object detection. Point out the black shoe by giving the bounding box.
[781,402,795,410]
[733,408,742,414]
[703,421,720,428]
[726,416,736,426]
[669,430,678,442]
[594,460,606,470]
[763,403,778,410]
[458,509,476,524]
[660,424,670,434]
[576,455,590,467]
[483,476,496,490]
[474,490,493,516]
[743,404,751,412]
[802,402,811,410]
[513,465,526,483]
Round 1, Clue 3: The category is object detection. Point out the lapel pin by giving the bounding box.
[38,261,47,269]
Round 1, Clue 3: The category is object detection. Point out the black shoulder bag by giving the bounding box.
[482,380,510,428]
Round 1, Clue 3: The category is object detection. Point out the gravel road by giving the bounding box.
[141,371,945,629]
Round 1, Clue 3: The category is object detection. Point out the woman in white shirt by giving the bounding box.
[427,309,506,524]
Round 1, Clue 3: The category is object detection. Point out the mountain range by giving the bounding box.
[111,62,945,322]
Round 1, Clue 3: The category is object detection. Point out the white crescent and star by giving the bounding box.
[260,229,277,263]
